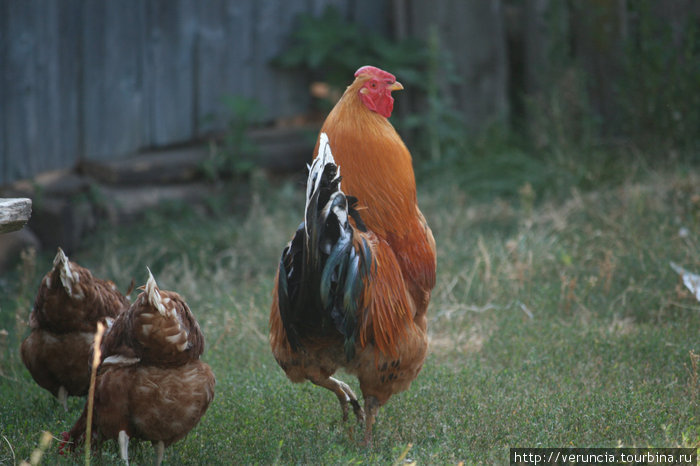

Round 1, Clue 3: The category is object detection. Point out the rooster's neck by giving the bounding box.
[318,94,417,238]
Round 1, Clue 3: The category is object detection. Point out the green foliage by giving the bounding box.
[274,6,427,91]
[617,0,700,152]
[201,95,265,181]
[275,5,484,188]
[523,0,699,168]
[273,6,369,86]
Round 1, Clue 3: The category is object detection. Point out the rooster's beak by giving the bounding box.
[389,81,404,92]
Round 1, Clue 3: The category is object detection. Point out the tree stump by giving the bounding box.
[0,198,32,234]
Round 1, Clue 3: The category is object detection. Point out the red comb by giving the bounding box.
[354,65,396,81]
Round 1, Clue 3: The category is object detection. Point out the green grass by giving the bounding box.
[1,161,700,464]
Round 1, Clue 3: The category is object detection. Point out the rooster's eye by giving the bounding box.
[370,82,377,89]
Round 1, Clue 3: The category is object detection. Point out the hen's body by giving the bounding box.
[64,271,214,465]
[271,66,437,444]
[88,360,213,458]
[21,248,129,410]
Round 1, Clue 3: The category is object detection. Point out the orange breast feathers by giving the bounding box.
[315,99,416,240]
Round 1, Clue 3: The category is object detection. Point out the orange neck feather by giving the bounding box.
[316,80,417,238]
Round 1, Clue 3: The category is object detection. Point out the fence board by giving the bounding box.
[350,0,390,32]
[143,0,198,146]
[50,0,81,177]
[195,0,254,135]
[82,1,146,160]
[1,0,390,185]
[4,0,34,182]
[310,0,347,16]
[2,1,71,181]
[252,0,311,121]
[0,0,6,184]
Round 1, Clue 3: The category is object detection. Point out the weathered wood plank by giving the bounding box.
[35,0,60,176]
[248,125,317,172]
[195,0,255,135]
[1,0,392,187]
[99,183,217,223]
[79,126,315,184]
[0,0,7,185]
[4,0,38,183]
[54,0,82,171]
[143,0,198,146]
[2,1,82,184]
[310,0,348,16]
[350,0,390,32]
[82,1,146,160]
[253,0,310,121]
[0,198,32,234]
[79,146,209,186]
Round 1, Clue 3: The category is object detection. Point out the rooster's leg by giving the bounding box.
[363,395,380,446]
[309,376,364,422]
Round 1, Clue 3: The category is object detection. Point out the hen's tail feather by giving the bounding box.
[278,133,371,360]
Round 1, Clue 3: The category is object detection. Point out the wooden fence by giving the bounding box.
[6,1,689,187]
[0,0,389,185]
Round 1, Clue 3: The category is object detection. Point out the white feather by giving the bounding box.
[54,248,84,300]
[145,268,167,315]
[104,317,115,329]
[305,133,342,241]
[306,133,339,203]
[165,333,183,345]
[102,355,140,366]
[671,262,700,302]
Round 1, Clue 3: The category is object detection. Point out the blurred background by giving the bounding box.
[1,0,699,256]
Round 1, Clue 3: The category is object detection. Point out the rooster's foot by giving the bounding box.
[363,395,380,447]
[310,376,365,423]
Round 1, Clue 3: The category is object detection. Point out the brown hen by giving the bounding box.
[21,248,129,410]
[63,269,215,465]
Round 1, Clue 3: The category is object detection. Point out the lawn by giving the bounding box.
[1,162,699,464]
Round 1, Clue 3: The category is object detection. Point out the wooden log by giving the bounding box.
[0,198,32,234]
[78,125,316,186]
[78,146,210,186]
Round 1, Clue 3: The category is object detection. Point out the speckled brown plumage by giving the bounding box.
[63,270,214,466]
[20,248,129,409]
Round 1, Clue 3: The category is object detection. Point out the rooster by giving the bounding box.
[20,247,130,410]
[62,270,215,465]
[271,67,436,443]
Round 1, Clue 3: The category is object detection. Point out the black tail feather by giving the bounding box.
[277,134,371,360]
